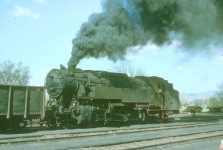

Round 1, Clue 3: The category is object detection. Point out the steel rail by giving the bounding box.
[87,130,223,150]
[0,122,223,146]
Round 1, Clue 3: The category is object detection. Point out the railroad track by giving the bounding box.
[0,121,223,146]
[84,130,223,150]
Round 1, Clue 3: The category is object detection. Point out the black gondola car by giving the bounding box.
[0,84,45,130]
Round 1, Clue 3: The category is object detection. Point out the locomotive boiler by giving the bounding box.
[45,66,180,127]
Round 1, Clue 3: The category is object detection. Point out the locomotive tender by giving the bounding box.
[45,66,180,127]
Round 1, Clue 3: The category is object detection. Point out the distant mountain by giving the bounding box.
[180,91,216,101]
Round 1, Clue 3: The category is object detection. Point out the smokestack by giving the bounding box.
[68,0,223,69]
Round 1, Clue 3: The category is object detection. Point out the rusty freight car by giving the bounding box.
[0,84,45,130]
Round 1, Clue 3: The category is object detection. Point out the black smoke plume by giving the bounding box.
[68,0,223,68]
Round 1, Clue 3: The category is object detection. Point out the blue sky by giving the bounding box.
[0,0,223,93]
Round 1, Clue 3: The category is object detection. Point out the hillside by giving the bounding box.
[180,91,216,101]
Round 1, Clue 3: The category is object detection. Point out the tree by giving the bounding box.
[207,96,223,112]
[216,82,223,101]
[192,98,204,106]
[0,60,31,85]
[207,96,220,107]
[110,62,147,77]
[210,82,223,109]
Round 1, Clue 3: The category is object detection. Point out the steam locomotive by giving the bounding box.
[45,66,180,127]
[0,65,179,130]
